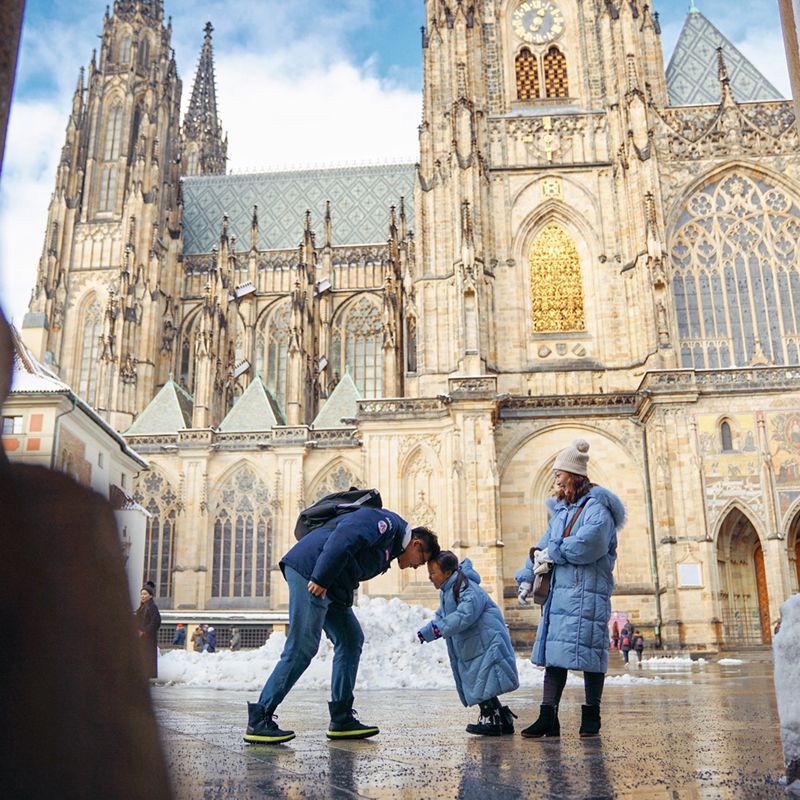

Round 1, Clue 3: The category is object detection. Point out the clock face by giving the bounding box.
[512,1,565,45]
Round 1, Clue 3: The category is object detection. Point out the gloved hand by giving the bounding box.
[518,581,533,605]
[533,548,554,576]
[417,631,425,644]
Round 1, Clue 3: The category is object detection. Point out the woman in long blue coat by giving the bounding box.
[516,439,626,738]
[418,552,519,736]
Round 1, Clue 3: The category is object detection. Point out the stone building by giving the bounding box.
[19,0,800,650]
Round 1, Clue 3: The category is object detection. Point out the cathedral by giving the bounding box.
[19,0,800,651]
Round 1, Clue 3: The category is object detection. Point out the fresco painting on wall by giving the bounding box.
[768,411,800,517]
[696,413,763,524]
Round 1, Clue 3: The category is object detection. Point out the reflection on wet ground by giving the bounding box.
[153,653,786,799]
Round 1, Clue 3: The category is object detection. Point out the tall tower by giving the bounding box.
[414,0,671,397]
[25,0,183,431]
[181,23,227,177]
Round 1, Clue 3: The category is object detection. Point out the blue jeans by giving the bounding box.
[258,566,364,712]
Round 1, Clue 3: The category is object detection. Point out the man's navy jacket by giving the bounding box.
[280,507,410,607]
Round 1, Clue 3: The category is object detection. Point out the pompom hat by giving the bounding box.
[553,438,590,477]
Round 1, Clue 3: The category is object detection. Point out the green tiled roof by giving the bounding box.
[125,378,193,435]
[181,163,415,255]
[666,10,782,106]
[312,371,361,429]
[218,377,285,432]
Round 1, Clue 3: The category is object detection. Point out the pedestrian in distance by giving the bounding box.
[518,439,626,739]
[172,623,186,647]
[611,621,620,650]
[203,626,217,653]
[633,630,645,665]
[620,627,632,666]
[244,507,440,745]
[417,551,519,736]
[230,627,241,651]
[190,625,205,652]
[135,580,161,679]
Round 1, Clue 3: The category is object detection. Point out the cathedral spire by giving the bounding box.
[182,22,227,176]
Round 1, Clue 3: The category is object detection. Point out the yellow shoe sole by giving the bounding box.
[243,731,296,744]
[326,727,379,740]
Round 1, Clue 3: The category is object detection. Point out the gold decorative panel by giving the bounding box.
[515,48,539,100]
[543,46,568,98]
[529,224,584,332]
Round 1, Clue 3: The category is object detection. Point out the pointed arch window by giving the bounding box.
[406,315,417,372]
[515,48,540,100]
[670,173,800,368]
[529,224,585,332]
[258,303,290,411]
[212,469,273,599]
[79,300,102,403]
[103,101,123,161]
[333,296,383,398]
[543,46,568,98]
[186,148,199,177]
[133,471,178,599]
[118,33,131,63]
[138,36,151,67]
[99,165,117,211]
[721,421,733,452]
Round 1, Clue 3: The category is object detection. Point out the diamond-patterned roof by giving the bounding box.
[125,378,193,435]
[218,377,285,432]
[666,9,783,106]
[312,371,361,429]
[181,163,415,254]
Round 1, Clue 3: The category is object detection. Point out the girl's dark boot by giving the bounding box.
[499,705,518,735]
[466,701,503,736]
[579,704,601,737]
[520,704,560,738]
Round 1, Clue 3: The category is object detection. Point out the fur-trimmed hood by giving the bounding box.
[587,485,626,530]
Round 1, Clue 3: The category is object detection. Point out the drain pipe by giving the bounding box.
[629,416,663,648]
[50,392,79,470]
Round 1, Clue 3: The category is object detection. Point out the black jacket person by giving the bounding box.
[245,508,439,744]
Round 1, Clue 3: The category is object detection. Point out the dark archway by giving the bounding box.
[716,507,770,646]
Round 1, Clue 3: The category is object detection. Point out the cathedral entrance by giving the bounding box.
[788,512,800,595]
[716,508,770,646]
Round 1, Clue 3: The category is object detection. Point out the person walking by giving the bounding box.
[633,630,645,665]
[611,621,620,650]
[230,627,241,651]
[190,625,205,652]
[620,627,632,666]
[203,626,217,653]
[518,439,626,739]
[417,551,519,736]
[135,580,161,679]
[245,508,440,745]
[172,623,186,648]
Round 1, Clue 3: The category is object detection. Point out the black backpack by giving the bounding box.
[294,487,382,540]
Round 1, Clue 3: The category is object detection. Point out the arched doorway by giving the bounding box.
[716,508,771,646]
[788,511,800,594]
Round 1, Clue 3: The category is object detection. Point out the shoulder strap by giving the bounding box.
[562,497,590,539]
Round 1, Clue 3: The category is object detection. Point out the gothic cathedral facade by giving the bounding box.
[21,0,800,650]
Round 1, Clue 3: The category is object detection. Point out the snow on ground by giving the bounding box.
[773,593,800,783]
[716,658,744,665]
[639,655,707,669]
[158,595,665,692]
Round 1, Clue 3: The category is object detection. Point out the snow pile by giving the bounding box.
[717,658,744,666]
[158,595,668,692]
[773,593,800,790]
[639,655,707,669]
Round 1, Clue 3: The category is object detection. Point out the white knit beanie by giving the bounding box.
[553,438,590,477]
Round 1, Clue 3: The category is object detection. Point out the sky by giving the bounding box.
[0,0,792,327]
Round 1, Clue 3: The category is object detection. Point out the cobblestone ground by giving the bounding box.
[153,652,787,799]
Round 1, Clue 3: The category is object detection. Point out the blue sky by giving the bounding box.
[0,0,792,326]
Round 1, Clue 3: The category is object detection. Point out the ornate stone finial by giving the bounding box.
[689,0,700,13]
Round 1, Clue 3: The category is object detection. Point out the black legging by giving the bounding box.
[542,666,605,706]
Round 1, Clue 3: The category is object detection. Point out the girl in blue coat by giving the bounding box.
[418,551,519,736]
[516,439,626,739]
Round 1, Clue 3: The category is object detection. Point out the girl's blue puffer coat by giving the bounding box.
[516,486,626,674]
[418,559,519,707]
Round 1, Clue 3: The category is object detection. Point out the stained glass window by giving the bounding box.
[79,300,102,403]
[133,471,178,599]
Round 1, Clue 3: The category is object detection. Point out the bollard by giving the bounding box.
[773,593,800,794]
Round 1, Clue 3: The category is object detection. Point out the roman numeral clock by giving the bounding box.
[511,0,565,45]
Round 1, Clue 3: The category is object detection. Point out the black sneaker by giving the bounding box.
[466,708,502,736]
[327,708,379,740]
[244,702,295,744]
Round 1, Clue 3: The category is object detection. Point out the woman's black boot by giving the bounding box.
[499,705,518,735]
[579,704,601,737]
[520,704,560,738]
[466,701,503,736]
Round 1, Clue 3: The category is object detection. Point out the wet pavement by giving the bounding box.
[153,652,787,799]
